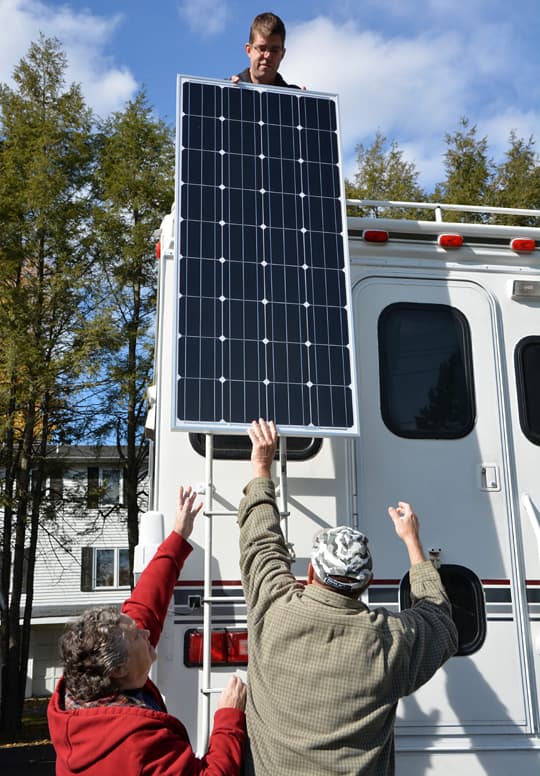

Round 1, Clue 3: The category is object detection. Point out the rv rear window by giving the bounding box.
[378,303,475,438]
[189,433,323,460]
[515,336,540,444]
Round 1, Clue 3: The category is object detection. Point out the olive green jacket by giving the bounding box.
[238,477,458,776]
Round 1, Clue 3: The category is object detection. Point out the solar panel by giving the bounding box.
[174,75,359,436]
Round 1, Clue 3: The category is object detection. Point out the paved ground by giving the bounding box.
[0,744,55,775]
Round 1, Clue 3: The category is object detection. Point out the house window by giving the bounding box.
[87,467,123,508]
[515,336,540,444]
[81,547,130,590]
[46,465,64,503]
[378,303,475,438]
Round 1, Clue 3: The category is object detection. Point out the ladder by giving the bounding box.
[199,432,291,750]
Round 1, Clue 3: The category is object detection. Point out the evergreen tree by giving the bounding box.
[91,91,174,578]
[346,129,426,218]
[0,35,95,734]
[489,131,540,225]
[434,117,494,221]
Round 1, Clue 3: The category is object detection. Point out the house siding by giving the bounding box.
[2,446,148,697]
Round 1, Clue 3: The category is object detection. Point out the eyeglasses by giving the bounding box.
[251,44,283,56]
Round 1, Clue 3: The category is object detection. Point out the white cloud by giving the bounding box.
[177,0,230,37]
[0,0,137,116]
[479,111,540,160]
[285,18,466,137]
[283,14,540,191]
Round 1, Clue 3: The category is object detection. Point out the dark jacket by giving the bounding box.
[235,67,300,89]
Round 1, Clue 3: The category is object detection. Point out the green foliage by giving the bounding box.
[89,90,174,446]
[349,118,540,224]
[0,33,99,735]
[0,35,173,734]
[0,34,96,445]
[88,90,174,563]
[488,131,540,226]
[433,117,494,221]
[346,129,426,218]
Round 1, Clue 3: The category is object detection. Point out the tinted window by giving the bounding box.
[119,549,131,587]
[95,549,114,587]
[189,433,322,461]
[378,303,475,438]
[400,564,486,656]
[515,336,540,444]
[102,469,121,505]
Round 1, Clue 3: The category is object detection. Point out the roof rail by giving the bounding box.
[346,199,540,222]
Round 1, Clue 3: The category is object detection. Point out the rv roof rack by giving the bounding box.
[346,199,540,222]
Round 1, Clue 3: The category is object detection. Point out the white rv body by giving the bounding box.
[142,201,540,774]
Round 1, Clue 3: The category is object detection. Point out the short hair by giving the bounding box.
[249,12,286,45]
[59,607,128,701]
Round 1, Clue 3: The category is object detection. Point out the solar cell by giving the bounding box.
[174,76,359,436]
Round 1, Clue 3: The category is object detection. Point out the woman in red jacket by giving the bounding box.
[48,486,246,775]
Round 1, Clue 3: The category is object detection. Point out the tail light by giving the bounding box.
[184,629,248,667]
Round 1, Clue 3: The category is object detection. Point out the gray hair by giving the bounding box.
[59,607,129,701]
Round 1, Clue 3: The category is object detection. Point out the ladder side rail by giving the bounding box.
[200,430,291,754]
[278,436,292,557]
[200,433,214,752]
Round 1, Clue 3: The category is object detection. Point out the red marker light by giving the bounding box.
[510,238,536,253]
[438,233,464,248]
[155,241,161,260]
[363,229,389,243]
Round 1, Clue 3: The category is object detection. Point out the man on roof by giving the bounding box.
[232,12,300,89]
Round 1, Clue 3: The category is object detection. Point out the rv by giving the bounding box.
[138,196,540,774]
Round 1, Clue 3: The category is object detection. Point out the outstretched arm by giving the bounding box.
[122,486,202,645]
[238,419,301,617]
[388,501,426,565]
[388,501,458,693]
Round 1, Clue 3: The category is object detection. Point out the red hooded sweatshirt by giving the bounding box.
[47,531,246,775]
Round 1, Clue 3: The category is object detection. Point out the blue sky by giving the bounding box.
[1,0,540,192]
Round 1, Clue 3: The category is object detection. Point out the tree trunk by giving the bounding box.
[1,403,36,734]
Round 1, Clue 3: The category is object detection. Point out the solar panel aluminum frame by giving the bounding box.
[172,74,359,438]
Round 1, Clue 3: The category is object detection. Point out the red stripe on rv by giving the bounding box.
[175,578,540,587]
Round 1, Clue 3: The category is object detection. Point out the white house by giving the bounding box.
[14,445,148,697]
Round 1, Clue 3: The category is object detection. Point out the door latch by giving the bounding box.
[479,464,500,492]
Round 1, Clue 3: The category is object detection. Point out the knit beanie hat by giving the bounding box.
[311,527,373,592]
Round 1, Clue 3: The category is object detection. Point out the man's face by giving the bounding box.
[245,32,285,85]
[116,614,157,690]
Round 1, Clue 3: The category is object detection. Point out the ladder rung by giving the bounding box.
[203,510,238,517]
[204,596,245,603]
